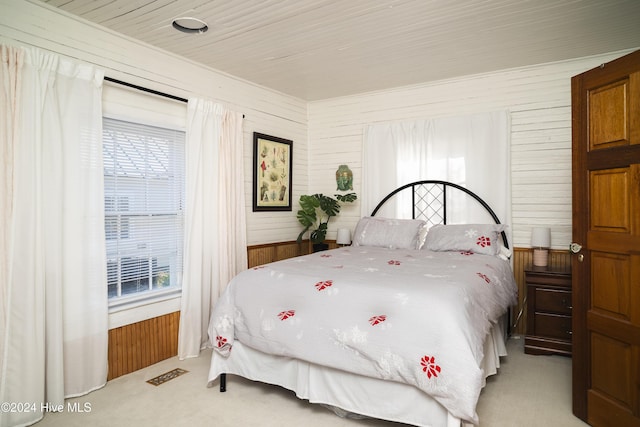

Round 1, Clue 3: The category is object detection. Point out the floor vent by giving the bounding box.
[146,368,188,386]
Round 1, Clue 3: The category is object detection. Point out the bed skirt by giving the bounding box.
[207,319,507,427]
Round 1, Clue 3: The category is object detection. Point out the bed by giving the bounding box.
[207,180,518,427]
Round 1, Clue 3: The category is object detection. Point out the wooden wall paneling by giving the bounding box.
[248,245,275,268]
[147,318,156,367]
[169,310,179,356]
[125,321,134,374]
[108,328,115,378]
[152,317,160,371]
[247,240,312,268]
[275,241,308,261]
[107,311,180,380]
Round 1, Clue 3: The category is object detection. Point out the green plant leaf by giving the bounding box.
[296,191,357,244]
[299,194,320,214]
[316,194,340,218]
[296,210,315,227]
[336,193,357,203]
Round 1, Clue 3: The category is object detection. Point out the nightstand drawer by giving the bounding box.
[534,313,572,341]
[534,288,572,315]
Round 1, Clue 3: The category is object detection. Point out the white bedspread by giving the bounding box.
[208,247,517,424]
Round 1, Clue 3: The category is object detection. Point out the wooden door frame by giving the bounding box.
[571,69,588,420]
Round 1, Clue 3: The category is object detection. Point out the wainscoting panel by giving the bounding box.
[247,240,313,268]
[107,311,180,380]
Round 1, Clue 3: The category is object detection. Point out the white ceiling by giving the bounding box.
[39,0,640,101]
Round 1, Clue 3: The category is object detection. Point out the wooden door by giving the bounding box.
[571,50,640,426]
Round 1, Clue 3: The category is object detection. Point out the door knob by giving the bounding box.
[570,242,582,253]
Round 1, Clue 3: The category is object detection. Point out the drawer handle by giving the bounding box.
[567,331,572,335]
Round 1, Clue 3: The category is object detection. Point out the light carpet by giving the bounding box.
[35,336,589,427]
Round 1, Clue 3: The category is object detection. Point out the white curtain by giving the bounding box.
[362,111,511,226]
[178,99,247,359]
[0,44,107,426]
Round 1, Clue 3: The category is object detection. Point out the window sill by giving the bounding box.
[108,289,181,329]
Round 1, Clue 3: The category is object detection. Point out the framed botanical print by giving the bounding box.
[252,132,293,211]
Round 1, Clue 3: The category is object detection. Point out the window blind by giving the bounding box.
[103,117,185,301]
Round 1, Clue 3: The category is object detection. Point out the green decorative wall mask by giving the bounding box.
[336,164,353,191]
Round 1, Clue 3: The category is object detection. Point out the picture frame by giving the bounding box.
[252,132,293,211]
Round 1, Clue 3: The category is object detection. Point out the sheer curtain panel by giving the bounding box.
[178,99,247,359]
[362,111,511,228]
[0,44,108,427]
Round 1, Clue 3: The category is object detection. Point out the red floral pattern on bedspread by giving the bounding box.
[278,310,296,320]
[215,336,228,348]
[476,272,491,284]
[420,355,442,379]
[315,280,333,291]
[369,315,387,326]
[387,260,401,265]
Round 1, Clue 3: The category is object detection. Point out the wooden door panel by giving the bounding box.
[588,231,638,253]
[588,389,640,427]
[591,332,633,406]
[590,168,630,232]
[587,312,640,346]
[590,251,630,320]
[632,73,640,145]
[589,79,629,149]
[634,164,640,236]
[633,255,640,325]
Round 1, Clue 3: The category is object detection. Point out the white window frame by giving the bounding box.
[102,82,187,319]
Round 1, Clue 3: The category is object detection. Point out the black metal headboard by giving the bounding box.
[370,180,509,249]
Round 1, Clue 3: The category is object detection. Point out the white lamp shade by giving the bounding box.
[531,227,551,248]
[336,228,351,245]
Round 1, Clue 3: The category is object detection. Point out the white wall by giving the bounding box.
[307,49,636,249]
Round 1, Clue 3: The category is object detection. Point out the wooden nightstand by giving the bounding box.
[524,265,572,357]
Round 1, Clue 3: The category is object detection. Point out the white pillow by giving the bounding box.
[352,217,426,250]
[423,224,506,256]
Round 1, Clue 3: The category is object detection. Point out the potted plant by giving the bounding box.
[296,193,357,252]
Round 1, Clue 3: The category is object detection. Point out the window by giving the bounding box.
[103,117,185,302]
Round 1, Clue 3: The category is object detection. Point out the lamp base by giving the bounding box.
[533,249,549,267]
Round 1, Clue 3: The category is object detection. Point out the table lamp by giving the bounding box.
[531,227,551,267]
[336,228,351,246]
